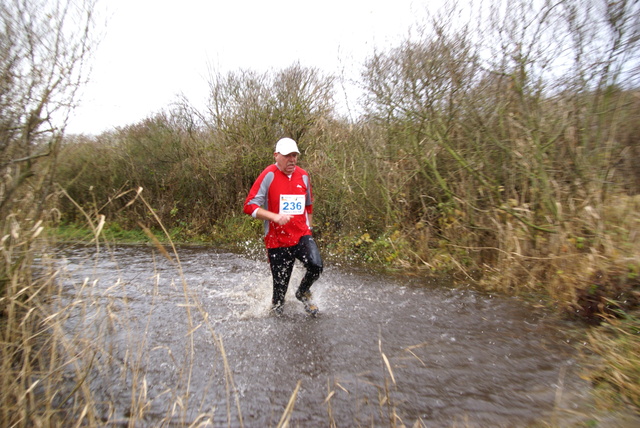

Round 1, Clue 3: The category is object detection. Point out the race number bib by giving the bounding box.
[279,194,305,215]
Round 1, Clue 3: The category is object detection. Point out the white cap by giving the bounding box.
[275,138,300,155]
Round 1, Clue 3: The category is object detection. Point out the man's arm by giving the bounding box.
[254,207,292,226]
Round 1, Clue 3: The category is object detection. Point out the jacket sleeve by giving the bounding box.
[243,169,274,216]
[304,173,313,214]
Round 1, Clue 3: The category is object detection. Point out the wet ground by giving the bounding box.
[53,244,593,427]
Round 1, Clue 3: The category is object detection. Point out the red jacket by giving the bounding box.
[244,164,313,249]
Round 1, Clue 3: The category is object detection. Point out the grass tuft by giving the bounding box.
[583,310,640,410]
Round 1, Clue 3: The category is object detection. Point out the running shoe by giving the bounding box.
[296,291,319,316]
[271,303,284,316]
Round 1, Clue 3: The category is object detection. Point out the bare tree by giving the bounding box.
[272,62,335,142]
[1,2,99,425]
[0,0,97,218]
[206,64,335,146]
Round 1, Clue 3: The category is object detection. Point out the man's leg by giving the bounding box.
[267,246,295,310]
[294,235,323,298]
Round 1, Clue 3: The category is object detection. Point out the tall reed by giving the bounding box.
[1,190,252,425]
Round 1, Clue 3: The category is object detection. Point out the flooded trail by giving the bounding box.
[54,244,589,427]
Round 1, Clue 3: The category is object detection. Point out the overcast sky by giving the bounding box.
[67,0,443,135]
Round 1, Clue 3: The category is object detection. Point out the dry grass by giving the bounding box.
[583,310,640,410]
[471,193,640,319]
[463,192,640,414]
[0,196,250,426]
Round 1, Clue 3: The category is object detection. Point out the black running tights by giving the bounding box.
[267,235,323,307]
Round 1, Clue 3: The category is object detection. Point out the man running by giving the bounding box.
[243,137,323,315]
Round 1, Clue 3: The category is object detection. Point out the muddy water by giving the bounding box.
[54,244,588,427]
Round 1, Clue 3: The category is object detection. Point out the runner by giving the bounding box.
[243,137,323,315]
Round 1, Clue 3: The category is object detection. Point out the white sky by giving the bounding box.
[67,0,441,135]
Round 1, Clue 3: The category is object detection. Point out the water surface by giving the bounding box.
[55,244,588,427]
